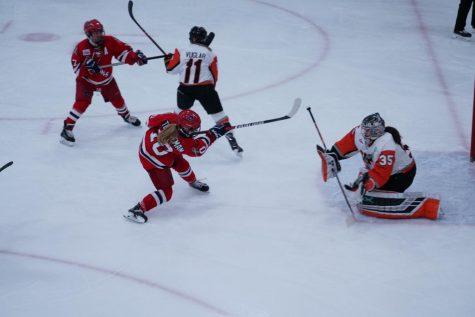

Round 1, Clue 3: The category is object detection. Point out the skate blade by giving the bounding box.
[452,34,471,41]
[123,214,147,224]
[234,149,243,158]
[60,138,75,147]
[189,186,210,193]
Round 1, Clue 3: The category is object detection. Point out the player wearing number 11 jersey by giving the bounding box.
[164,26,243,155]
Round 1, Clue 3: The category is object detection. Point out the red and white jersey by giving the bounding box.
[165,43,218,86]
[71,35,139,86]
[334,126,415,188]
[139,113,217,171]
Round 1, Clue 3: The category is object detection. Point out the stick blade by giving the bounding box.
[204,32,215,46]
[287,98,302,118]
[128,1,134,15]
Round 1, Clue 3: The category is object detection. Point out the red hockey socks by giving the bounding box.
[173,157,197,184]
[64,101,89,130]
[110,97,131,120]
[140,188,173,212]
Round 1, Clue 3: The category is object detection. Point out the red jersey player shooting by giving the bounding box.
[60,19,148,146]
[125,110,233,223]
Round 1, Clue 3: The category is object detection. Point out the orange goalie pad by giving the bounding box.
[358,192,440,220]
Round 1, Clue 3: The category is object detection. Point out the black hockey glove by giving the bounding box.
[163,53,173,68]
[85,58,100,74]
[210,122,233,139]
[135,50,147,66]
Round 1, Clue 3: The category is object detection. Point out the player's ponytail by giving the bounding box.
[157,124,179,145]
[385,126,401,145]
[385,126,409,150]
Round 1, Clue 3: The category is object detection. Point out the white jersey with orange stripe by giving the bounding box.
[166,43,218,86]
[352,126,414,175]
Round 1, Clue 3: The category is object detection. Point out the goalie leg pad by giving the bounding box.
[357,191,440,220]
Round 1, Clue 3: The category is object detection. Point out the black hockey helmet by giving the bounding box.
[361,113,385,141]
[189,26,207,44]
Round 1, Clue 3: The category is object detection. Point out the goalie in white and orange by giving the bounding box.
[317,113,440,220]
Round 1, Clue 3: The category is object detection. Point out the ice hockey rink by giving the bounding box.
[1,0,474,316]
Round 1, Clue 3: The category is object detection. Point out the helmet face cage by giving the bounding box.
[84,19,104,42]
[361,113,385,141]
[189,26,207,44]
[178,110,201,137]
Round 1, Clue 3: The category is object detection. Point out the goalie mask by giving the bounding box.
[361,113,385,144]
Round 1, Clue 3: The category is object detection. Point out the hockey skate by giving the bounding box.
[453,29,472,41]
[123,203,148,223]
[225,133,243,156]
[60,126,75,146]
[123,115,141,127]
[189,180,209,192]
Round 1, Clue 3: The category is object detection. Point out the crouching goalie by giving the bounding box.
[317,113,439,220]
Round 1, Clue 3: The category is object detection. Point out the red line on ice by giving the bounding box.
[0,20,12,34]
[41,118,54,135]
[0,249,231,316]
[410,0,468,150]
[223,0,330,101]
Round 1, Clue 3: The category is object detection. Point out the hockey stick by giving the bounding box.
[192,98,301,136]
[306,107,357,221]
[0,161,13,173]
[99,54,166,69]
[203,32,215,46]
[128,1,166,55]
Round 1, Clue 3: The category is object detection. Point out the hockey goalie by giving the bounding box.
[317,113,440,220]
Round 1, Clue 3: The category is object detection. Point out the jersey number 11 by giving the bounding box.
[184,59,202,84]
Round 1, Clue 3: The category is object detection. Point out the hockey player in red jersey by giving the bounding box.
[125,110,233,223]
[163,26,243,155]
[60,19,148,146]
[317,113,439,220]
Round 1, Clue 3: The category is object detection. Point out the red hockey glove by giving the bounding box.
[135,50,147,66]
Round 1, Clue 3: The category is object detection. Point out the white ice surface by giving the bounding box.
[1,0,475,316]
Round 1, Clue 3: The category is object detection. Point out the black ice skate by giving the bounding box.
[189,180,209,192]
[225,133,243,156]
[123,115,141,127]
[453,29,472,40]
[123,203,148,223]
[60,125,75,146]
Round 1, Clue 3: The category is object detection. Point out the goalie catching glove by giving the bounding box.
[316,145,341,182]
